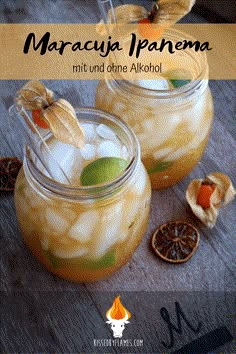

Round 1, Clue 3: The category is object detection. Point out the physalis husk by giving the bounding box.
[96,0,196,36]
[151,0,196,25]
[186,172,235,228]
[16,80,84,149]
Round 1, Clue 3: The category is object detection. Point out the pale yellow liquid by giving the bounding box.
[95,83,214,189]
[15,161,151,282]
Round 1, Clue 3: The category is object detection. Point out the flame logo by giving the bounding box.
[106,296,131,320]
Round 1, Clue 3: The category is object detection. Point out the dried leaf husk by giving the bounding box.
[0,157,22,191]
[152,0,196,25]
[206,172,235,206]
[96,5,148,35]
[97,1,196,33]
[113,4,148,23]
[186,172,235,228]
[15,81,85,149]
[16,80,54,111]
[42,99,84,149]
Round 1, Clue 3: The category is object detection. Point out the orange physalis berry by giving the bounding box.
[137,18,164,40]
[197,184,216,209]
[138,18,151,24]
[32,109,49,129]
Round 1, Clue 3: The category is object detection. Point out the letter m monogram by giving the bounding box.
[160,301,202,349]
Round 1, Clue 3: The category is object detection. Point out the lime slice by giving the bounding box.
[165,69,191,88]
[44,250,61,268]
[170,79,191,88]
[70,249,116,270]
[80,157,129,186]
[44,249,116,270]
[148,161,173,174]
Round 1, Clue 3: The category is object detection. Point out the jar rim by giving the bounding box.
[25,107,140,200]
[108,28,209,100]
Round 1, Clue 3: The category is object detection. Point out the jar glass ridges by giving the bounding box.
[95,29,214,189]
[14,108,151,282]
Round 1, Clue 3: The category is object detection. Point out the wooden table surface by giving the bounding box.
[0,1,235,353]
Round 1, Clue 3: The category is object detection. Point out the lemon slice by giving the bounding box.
[80,157,129,186]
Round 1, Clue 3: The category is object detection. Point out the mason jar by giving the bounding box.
[14,108,151,282]
[95,29,214,189]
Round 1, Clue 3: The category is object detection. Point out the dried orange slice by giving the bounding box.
[0,157,22,191]
[152,221,199,263]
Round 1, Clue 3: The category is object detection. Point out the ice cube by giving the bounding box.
[153,147,173,160]
[81,123,96,143]
[25,187,42,208]
[80,144,96,160]
[45,207,69,234]
[188,94,207,132]
[121,146,129,160]
[133,166,147,195]
[167,125,209,162]
[92,202,123,258]
[42,139,82,183]
[96,124,117,141]
[142,118,155,131]
[125,198,140,227]
[135,79,169,91]
[40,236,49,251]
[131,211,146,238]
[69,210,99,242]
[112,101,126,115]
[61,208,77,222]
[145,118,179,150]
[94,221,120,258]
[116,229,129,242]
[133,123,143,134]
[52,246,89,259]
[97,141,121,158]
